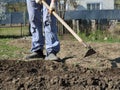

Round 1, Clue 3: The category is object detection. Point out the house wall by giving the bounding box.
[78,0,114,10]
[66,0,114,10]
[66,0,75,10]
[0,2,6,14]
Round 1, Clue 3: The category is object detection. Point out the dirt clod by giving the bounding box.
[0,60,120,90]
[0,37,120,90]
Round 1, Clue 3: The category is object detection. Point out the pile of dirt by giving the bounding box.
[8,38,120,69]
[1,37,120,90]
[0,60,120,90]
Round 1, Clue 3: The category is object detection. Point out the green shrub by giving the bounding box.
[79,29,120,43]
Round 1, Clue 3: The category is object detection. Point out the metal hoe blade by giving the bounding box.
[84,48,96,57]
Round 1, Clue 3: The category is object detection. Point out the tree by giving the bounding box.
[6,2,26,12]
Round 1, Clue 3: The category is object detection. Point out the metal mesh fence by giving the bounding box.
[0,12,28,25]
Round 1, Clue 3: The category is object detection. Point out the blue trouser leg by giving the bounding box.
[43,0,60,55]
[26,0,44,52]
[27,0,60,55]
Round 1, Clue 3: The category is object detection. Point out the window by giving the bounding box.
[87,3,100,10]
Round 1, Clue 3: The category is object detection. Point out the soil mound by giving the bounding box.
[1,37,120,89]
[0,60,120,90]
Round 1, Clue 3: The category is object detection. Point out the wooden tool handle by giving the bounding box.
[42,0,88,48]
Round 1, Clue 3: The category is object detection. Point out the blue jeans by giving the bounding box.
[26,0,60,55]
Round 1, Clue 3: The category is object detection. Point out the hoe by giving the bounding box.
[41,0,96,57]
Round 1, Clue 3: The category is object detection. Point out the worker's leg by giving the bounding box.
[43,0,60,59]
[27,0,44,52]
[26,0,45,59]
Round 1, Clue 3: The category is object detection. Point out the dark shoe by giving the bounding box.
[45,53,59,61]
[25,51,45,60]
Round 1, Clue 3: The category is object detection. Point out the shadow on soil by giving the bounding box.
[56,56,75,63]
[111,57,120,68]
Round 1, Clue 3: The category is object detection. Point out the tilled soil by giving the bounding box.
[0,36,120,90]
[0,60,120,90]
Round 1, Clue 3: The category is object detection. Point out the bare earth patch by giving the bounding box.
[0,36,120,90]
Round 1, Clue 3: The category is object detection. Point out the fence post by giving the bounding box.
[76,20,80,34]
[10,12,12,27]
[20,23,23,37]
[72,20,76,32]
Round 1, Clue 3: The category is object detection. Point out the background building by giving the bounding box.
[66,0,114,10]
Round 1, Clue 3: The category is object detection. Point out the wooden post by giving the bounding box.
[91,20,96,31]
[72,20,76,33]
[76,20,80,34]
[20,23,23,37]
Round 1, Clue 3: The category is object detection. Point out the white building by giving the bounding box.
[66,0,114,10]
[0,2,6,14]
[0,2,7,20]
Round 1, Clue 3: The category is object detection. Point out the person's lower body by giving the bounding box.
[26,0,45,59]
[26,0,60,60]
[43,0,60,60]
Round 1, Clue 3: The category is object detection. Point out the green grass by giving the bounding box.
[79,30,120,43]
[0,26,30,60]
[0,26,120,60]
[0,38,29,60]
[0,26,29,36]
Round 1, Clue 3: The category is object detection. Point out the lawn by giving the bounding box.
[0,38,28,60]
[0,25,120,60]
[0,26,29,37]
[0,26,30,60]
